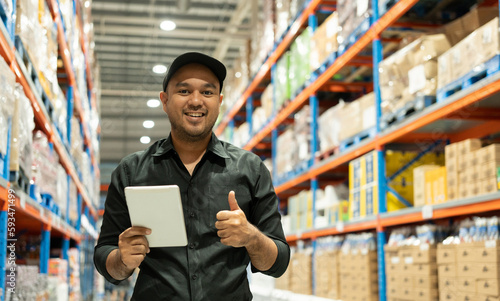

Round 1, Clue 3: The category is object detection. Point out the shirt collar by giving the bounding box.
[152,132,230,159]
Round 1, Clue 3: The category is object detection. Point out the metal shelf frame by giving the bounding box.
[217,0,500,300]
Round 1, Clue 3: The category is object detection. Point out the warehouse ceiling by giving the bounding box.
[92,0,252,163]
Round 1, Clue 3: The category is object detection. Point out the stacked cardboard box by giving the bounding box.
[379,35,450,116]
[310,12,339,71]
[439,16,500,91]
[349,151,379,220]
[413,165,441,207]
[445,139,482,200]
[476,144,500,195]
[340,249,378,301]
[443,7,499,46]
[287,190,313,233]
[424,166,447,205]
[338,93,376,142]
[439,241,500,300]
[314,237,343,299]
[386,245,439,301]
[288,249,313,295]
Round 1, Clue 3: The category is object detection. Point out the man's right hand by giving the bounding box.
[118,226,151,269]
[107,226,151,280]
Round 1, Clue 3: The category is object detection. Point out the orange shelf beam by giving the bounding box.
[244,0,420,152]
[287,218,378,242]
[214,0,323,136]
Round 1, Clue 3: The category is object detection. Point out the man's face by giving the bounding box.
[160,63,223,143]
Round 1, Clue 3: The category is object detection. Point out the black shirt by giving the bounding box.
[94,133,290,300]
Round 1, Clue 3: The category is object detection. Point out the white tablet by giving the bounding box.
[124,185,187,248]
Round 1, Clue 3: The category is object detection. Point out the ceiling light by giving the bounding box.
[153,64,167,74]
[140,136,151,144]
[143,120,155,129]
[160,20,176,31]
[147,99,161,108]
[235,72,241,78]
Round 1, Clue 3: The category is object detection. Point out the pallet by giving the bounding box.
[316,146,340,163]
[14,36,56,121]
[275,159,312,186]
[437,55,500,103]
[339,127,377,152]
[9,168,30,195]
[338,18,372,55]
[380,95,436,130]
[40,193,61,217]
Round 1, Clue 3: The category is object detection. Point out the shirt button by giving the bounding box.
[192,274,198,280]
[190,212,195,218]
[189,243,195,249]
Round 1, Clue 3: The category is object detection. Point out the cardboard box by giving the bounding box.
[414,275,438,289]
[477,144,500,165]
[457,244,480,262]
[477,279,500,296]
[400,286,415,299]
[456,292,479,301]
[479,162,500,181]
[498,166,500,190]
[476,261,500,279]
[457,262,479,277]
[481,177,499,195]
[444,7,499,46]
[438,264,457,277]
[386,281,400,298]
[458,139,482,159]
[463,151,479,172]
[413,246,437,264]
[424,167,447,204]
[414,165,441,207]
[477,18,500,71]
[457,276,477,293]
[445,143,459,172]
[439,290,458,301]
[414,288,439,301]
[414,263,438,276]
[447,168,459,200]
[459,180,469,199]
[466,181,481,198]
[476,294,500,301]
[439,277,458,292]
[437,244,457,264]
[476,242,500,263]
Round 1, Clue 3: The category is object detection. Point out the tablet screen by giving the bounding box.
[124,185,187,247]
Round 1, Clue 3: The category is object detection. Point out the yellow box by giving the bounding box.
[414,165,441,207]
[424,167,447,204]
[361,184,379,217]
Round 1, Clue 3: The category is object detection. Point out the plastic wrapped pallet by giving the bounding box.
[10,85,35,180]
[260,83,274,119]
[70,116,83,162]
[443,7,499,46]
[15,0,39,57]
[276,128,296,176]
[438,17,500,91]
[0,56,16,158]
[338,92,375,142]
[275,52,290,111]
[250,0,274,76]
[53,85,68,144]
[68,177,78,224]
[310,12,339,71]
[252,107,267,135]
[289,27,311,96]
[318,102,343,153]
[337,0,371,50]
[275,0,291,42]
[56,164,68,217]
[38,0,58,101]
[31,130,59,199]
[379,34,450,115]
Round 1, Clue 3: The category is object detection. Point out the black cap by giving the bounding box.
[162,52,227,92]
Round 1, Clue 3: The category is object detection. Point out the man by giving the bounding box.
[94,52,290,300]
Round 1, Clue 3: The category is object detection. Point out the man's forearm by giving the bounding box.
[245,225,278,271]
[106,248,135,281]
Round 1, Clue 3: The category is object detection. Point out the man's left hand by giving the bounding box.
[215,191,256,247]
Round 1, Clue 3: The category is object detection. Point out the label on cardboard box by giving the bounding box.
[391,257,400,264]
[420,243,430,251]
[485,240,497,248]
[404,257,414,264]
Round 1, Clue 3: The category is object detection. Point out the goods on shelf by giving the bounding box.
[68,177,79,225]
[260,83,273,121]
[68,248,81,300]
[288,247,313,295]
[337,0,371,52]
[232,122,250,148]
[287,190,313,233]
[314,184,349,229]
[438,217,500,301]
[339,233,378,301]
[379,34,450,116]
[275,105,311,178]
[443,7,499,46]
[5,265,50,301]
[275,0,291,41]
[70,116,84,166]
[0,55,16,160]
[10,85,35,181]
[438,17,500,94]
[250,0,274,76]
[275,52,290,111]
[314,236,343,299]
[310,12,339,72]
[445,139,499,201]
[53,85,68,145]
[351,150,445,219]
[385,225,444,301]
[252,107,268,135]
[318,93,375,154]
[413,165,441,207]
[289,27,311,96]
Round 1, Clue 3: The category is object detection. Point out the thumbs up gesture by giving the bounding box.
[215,191,255,247]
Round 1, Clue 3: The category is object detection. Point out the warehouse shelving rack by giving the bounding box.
[0,0,99,299]
[215,0,500,300]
